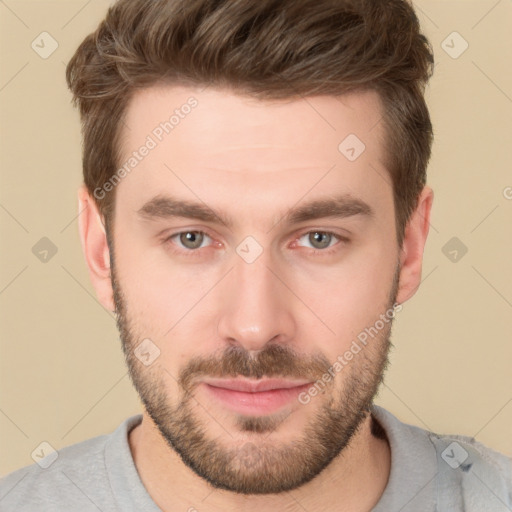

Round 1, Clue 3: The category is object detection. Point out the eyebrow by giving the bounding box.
[136,194,374,228]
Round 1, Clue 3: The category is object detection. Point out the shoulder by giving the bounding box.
[427,428,511,475]
[0,425,118,511]
[372,405,512,510]
[427,429,512,509]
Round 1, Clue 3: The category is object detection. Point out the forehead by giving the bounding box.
[120,84,385,164]
[114,84,390,224]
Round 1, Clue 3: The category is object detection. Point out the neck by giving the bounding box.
[129,410,391,512]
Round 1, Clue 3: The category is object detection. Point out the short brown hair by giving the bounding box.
[66,0,434,248]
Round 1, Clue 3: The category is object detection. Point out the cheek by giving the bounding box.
[114,231,203,313]
[114,221,396,355]
[113,237,217,364]
[295,239,396,348]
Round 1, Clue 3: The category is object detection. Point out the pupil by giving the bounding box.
[181,231,203,249]
[310,232,330,249]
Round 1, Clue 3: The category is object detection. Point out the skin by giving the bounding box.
[78,85,433,512]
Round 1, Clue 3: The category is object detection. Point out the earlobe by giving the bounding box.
[395,186,434,305]
[77,184,115,313]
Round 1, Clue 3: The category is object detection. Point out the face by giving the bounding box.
[108,85,402,494]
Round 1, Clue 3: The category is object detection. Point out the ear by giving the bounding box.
[396,185,434,304]
[77,184,115,313]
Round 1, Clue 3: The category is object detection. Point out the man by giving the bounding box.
[1,0,510,510]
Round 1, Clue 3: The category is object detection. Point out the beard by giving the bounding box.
[109,241,400,495]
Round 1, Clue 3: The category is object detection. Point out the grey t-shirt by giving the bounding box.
[1,405,511,511]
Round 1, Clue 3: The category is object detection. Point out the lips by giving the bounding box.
[201,377,312,393]
[200,377,313,415]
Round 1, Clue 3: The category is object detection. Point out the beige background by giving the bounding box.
[1,0,511,477]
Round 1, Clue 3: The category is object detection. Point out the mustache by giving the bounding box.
[179,344,332,392]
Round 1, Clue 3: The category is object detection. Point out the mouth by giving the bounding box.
[200,377,313,415]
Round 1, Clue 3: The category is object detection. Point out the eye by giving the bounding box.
[296,231,346,252]
[168,231,212,250]
[163,229,347,257]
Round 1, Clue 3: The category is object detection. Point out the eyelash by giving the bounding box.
[162,229,349,257]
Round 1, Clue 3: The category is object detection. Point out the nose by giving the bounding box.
[216,252,297,353]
